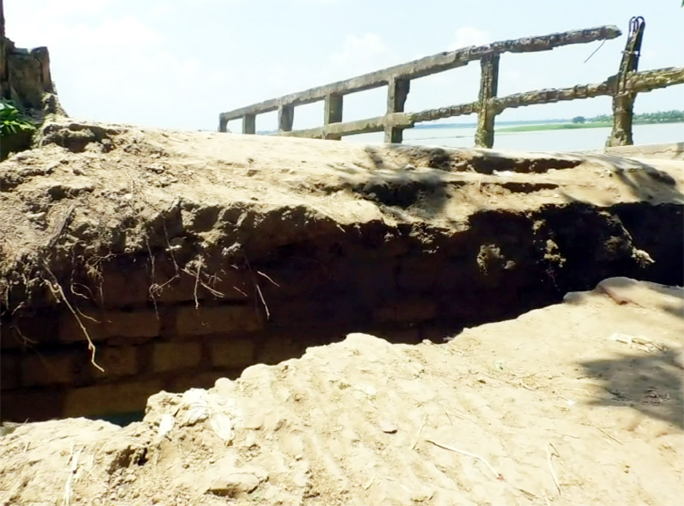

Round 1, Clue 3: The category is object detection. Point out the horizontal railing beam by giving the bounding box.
[493,66,684,111]
[219,25,621,124]
[492,82,614,111]
[279,113,414,139]
[625,66,684,93]
[408,102,480,123]
[270,66,683,141]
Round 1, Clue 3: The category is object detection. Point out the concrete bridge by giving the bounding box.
[219,17,684,150]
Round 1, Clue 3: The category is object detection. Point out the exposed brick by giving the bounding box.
[209,337,256,368]
[59,309,160,343]
[1,313,59,349]
[98,257,252,307]
[1,354,20,390]
[93,346,138,378]
[63,380,163,418]
[325,260,397,307]
[21,350,90,387]
[99,265,151,307]
[268,297,365,327]
[1,388,66,422]
[176,305,262,336]
[257,263,329,299]
[153,342,202,373]
[150,269,253,304]
[267,298,318,325]
[374,300,437,324]
[256,336,309,365]
[153,271,208,304]
[0,329,24,350]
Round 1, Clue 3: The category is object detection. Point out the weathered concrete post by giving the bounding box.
[243,113,256,134]
[324,93,343,140]
[607,17,645,147]
[475,54,500,149]
[278,104,294,132]
[384,77,410,143]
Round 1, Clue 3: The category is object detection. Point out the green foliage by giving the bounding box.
[572,116,586,124]
[588,110,684,124]
[0,102,36,137]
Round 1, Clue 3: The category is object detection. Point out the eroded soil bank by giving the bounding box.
[1,120,683,422]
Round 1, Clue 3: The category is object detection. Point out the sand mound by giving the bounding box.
[1,277,682,505]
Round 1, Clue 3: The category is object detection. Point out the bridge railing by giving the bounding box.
[218,19,684,148]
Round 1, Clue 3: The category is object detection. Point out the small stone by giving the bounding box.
[203,461,269,498]
[379,421,397,434]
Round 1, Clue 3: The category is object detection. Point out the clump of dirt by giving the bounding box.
[1,278,682,505]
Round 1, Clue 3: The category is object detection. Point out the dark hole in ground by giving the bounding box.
[1,201,682,425]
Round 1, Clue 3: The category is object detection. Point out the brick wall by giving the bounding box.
[0,262,450,423]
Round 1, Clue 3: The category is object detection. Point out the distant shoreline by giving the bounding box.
[414,118,684,132]
[414,119,560,130]
[497,119,684,133]
[253,116,684,135]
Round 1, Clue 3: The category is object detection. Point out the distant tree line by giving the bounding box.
[580,110,684,124]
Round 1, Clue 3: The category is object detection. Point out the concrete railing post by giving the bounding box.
[475,54,500,149]
[607,16,645,147]
[243,113,256,135]
[384,77,410,144]
[323,93,343,140]
[278,104,294,133]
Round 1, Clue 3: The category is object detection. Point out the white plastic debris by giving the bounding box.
[209,411,234,442]
[176,389,240,443]
[182,389,210,426]
[157,414,175,438]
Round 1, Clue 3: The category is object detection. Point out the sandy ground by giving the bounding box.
[0,277,682,505]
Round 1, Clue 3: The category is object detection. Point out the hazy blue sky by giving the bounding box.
[5,0,684,132]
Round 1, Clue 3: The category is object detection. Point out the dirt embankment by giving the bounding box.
[1,119,682,316]
[1,119,683,423]
[0,278,682,506]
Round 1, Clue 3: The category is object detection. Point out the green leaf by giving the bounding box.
[0,101,36,138]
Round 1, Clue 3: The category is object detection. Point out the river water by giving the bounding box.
[346,122,684,152]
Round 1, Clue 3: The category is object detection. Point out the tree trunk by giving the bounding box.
[1,0,7,98]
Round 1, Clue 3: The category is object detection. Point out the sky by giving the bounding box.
[5,0,684,133]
